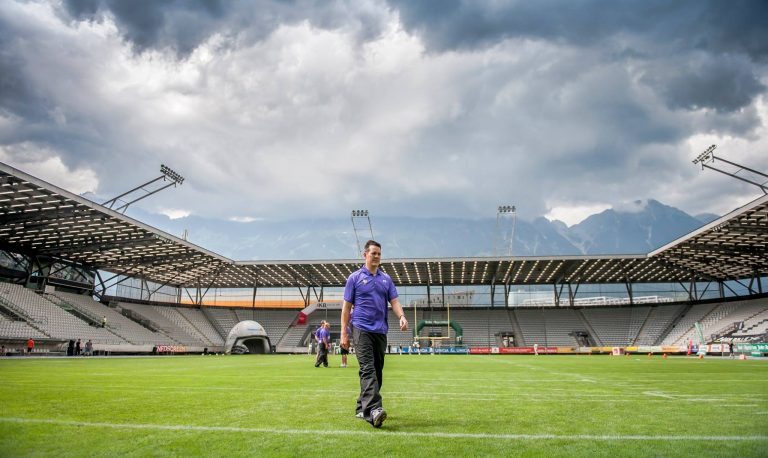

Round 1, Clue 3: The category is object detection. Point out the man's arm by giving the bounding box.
[390,298,409,331]
[340,300,352,349]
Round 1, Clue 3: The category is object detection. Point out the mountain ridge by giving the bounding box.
[123,199,713,260]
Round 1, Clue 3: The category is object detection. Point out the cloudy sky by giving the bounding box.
[1,0,767,227]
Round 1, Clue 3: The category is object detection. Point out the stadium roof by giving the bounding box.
[649,193,768,282]
[1,162,766,290]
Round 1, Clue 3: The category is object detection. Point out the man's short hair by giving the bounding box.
[364,240,381,252]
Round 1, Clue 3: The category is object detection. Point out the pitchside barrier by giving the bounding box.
[736,342,768,357]
[388,344,766,356]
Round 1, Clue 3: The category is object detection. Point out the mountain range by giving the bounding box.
[122,199,719,260]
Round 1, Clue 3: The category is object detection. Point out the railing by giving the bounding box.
[0,296,31,321]
[520,295,675,307]
[0,296,47,324]
[120,308,161,332]
[46,294,103,327]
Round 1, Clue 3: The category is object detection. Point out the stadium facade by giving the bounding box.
[0,162,766,356]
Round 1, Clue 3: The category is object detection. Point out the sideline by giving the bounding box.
[0,417,766,442]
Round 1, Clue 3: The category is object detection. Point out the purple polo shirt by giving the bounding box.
[344,265,398,335]
[316,327,329,343]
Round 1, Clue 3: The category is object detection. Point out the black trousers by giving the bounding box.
[352,326,387,421]
[315,342,329,367]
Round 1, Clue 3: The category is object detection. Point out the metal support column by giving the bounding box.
[252,281,258,321]
[625,278,634,305]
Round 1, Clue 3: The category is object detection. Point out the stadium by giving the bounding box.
[2,1,768,455]
[1,161,767,456]
[2,161,767,357]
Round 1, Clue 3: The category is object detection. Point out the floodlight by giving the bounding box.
[693,145,716,165]
[161,164,185,184]
[693,144,768,194]
[350,209,374,253]
[494,204,517,257]
[104,164,186,213]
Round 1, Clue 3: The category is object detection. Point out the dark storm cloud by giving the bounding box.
[64,0,229,55]
[390,0,768,59]
[642,54,765,114]
[390,0,768,114]
[0,20,51,122]
[2,0,767,224]
[0,50,46,121]
[62,0,386,56]
[0,6,120,168]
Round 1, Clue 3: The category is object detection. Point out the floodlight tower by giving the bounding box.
[350,209,374,254]
[494,205,517,257]
[693,145,768,194]
[103,164,186,213]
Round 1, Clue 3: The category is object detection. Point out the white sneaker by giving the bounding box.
[340,364,347,367]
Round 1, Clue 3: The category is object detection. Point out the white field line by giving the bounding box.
[0,417,765,442]
[717,404,759,407]
[643,391,676,399]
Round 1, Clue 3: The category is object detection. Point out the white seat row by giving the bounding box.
[53,291,173,345]
[0,284,123,344]
[2,285,766,350]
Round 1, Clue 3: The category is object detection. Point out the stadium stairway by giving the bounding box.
[204,307,239,340]
[46,294,104,328]
[46,293,135,344]
[175,307,225,346]
[0,283,122,345]
[154,306,217,347]
[0,308,48,339]
[654,303,696,346]
[634,304,684,346]
[0,294,49,338]
[668,303,727,346]
[275,322,309,353]
[575,309,604,346]
[506,308,526,346]
[118,303,200,346]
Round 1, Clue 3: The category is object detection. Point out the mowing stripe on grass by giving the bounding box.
[0,417,765,442]
[3,381,755,403]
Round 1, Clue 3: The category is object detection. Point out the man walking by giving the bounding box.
[340,240,408,428]
[314,321,330,368]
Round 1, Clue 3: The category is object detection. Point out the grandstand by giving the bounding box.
[1,162,767,356]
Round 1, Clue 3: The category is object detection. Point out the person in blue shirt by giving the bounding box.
[314,321,330,368]
[340,240,408,428]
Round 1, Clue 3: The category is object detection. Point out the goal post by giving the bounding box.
[412,302,464,348]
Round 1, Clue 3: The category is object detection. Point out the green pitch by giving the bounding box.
[0,354,766,457]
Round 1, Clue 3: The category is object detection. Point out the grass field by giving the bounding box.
[0,354,766,457]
